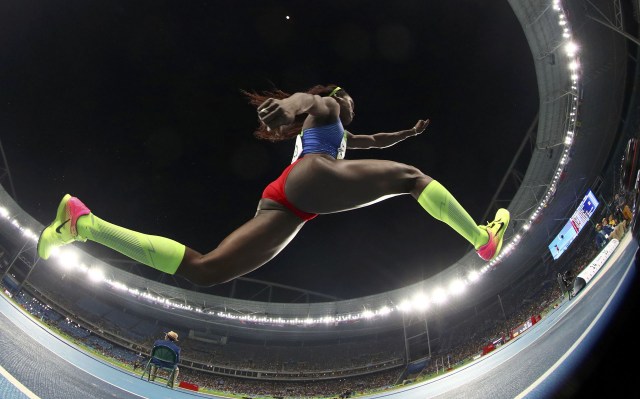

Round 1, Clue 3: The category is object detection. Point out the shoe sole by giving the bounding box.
[37,194,72,259]
[490,208,510,260]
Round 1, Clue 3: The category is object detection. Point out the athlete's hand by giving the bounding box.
[257,98,296,131]
[412,119,430,135]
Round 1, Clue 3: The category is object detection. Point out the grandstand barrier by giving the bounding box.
[482,334,507,355]
[178,381,199,391]
[572,238,619,296]
[509,315,541,339]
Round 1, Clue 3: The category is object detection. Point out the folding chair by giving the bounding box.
[140,345,179,388]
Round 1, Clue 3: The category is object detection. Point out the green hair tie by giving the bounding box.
[329,86,342,97]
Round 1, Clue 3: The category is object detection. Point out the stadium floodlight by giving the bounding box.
[503,244,514,255]
[564,41,578,57]
[110,281,128,291]
[22,228,37,241]
[0,206,8,218]
[449,278,466,295]
[57,249,79,271]
[377,306,391,316]
[467,269,480,282]
[431,287,447,304]
[87,267,105,283]
[397,300,413,313]
[412,293,429,311]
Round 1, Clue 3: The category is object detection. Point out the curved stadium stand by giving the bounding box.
[1,1,639,396]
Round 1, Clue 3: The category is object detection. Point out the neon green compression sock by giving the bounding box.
[417,180,488,249]
[75,213,186,274]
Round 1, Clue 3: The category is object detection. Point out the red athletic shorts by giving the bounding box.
[262,159,318,221]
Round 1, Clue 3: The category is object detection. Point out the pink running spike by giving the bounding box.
[67,197,91,236]
[476,230,497,261]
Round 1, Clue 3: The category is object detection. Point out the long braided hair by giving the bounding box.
[242,84,346,142]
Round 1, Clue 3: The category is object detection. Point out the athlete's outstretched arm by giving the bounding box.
[347,119,429,149]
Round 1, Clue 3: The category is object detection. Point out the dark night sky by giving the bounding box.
[1,0,538,299]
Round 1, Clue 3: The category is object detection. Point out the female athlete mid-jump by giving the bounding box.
[37,84,509,286]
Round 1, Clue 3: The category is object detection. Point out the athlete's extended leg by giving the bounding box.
[177,201,305,285]
[37,195,305,286]
[418,180,510,261]
[37,195,187,273]
[285,155,509,260]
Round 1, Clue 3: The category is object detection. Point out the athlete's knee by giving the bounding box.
[177,251,233,286]
[398,164,430,193]
[413,175,434,196]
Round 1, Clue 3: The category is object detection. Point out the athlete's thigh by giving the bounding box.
[211,208,304,266]
[285,156,421,213]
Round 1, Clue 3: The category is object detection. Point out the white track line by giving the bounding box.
[0,363,41,399]
[515,238,635,398]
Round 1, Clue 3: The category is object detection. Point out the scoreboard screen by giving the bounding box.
[548,190,599,260]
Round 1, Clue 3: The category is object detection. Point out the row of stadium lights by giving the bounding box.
[1,210,482,324]
[0,1,579,326]
[485,0,580,271]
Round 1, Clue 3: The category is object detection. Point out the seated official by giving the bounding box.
[150,331,181,385]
